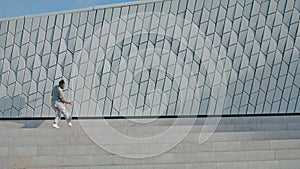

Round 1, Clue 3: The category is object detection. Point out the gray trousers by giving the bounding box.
[51,101,72,124]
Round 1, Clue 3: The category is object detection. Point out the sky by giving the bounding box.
[0,0,135,19]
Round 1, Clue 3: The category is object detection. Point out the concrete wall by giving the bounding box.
[0,0,299,117]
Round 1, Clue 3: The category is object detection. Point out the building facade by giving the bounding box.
[0,0,299,117]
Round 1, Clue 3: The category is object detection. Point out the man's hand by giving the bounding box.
[65,100,72,105]
[61,98,72,105]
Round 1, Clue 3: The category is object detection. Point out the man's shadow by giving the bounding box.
[0,96,45,128]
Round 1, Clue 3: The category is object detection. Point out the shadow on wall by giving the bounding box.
[0,95,45,128]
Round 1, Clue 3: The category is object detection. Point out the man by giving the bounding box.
[51,79,72,128]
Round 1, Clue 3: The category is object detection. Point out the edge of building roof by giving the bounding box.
[0,0,165,22]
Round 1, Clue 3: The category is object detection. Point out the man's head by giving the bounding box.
[59,80,65,89]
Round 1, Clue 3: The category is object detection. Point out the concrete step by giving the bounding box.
[0,130,299,149]
[2,115,300,128]
[24,160,300,169]
[1,139,299,158]
[1,116,300,168]
[0,119,299,138]
[0,123,298,138]
[1,151,300,168]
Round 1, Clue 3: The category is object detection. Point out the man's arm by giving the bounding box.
[60,98,72,105]
[59,89,72,105]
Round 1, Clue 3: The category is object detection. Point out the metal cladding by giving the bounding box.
[0,0,299,117]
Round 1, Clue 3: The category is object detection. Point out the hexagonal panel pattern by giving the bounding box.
[0,0,299,117]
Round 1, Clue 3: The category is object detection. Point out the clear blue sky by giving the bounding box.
[0,0,135,19]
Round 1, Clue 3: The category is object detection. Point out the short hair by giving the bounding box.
[59,80,65,86]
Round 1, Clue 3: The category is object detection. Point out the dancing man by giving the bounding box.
[51,80,73,128]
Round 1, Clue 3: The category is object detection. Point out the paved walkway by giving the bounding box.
[0,116,300,169]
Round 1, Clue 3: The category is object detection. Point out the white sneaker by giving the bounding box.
[53,123,59,129]
[67,122,73,127]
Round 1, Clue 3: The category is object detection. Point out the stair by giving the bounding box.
[0,115,300,169]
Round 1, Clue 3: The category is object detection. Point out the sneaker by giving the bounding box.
[53,123,59,129]
[67,122,73,127]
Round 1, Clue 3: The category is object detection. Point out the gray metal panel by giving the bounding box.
[0,0,299,117]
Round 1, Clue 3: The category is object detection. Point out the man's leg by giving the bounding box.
[51,104,61,128]
[64,111,72,123]
[56,102,72,125]
[54,108,61,124]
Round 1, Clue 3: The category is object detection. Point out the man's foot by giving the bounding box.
[67,122,73,127]
[53,123,59,129]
